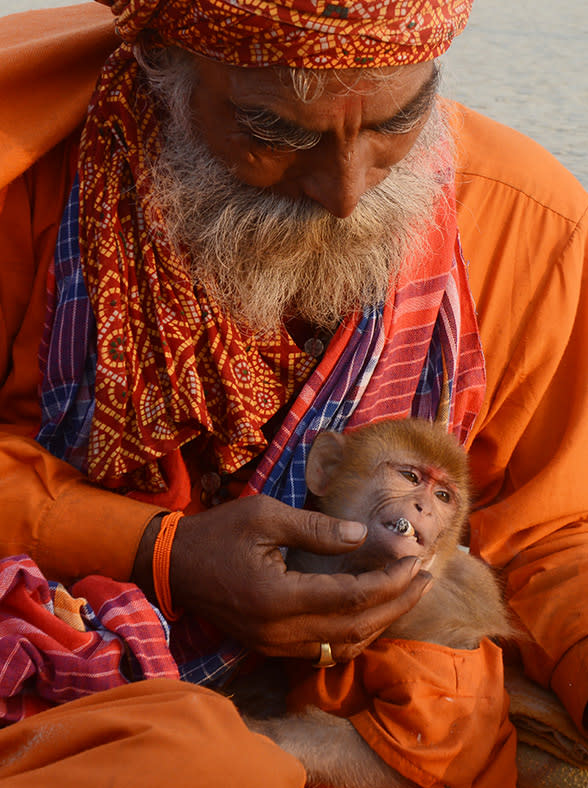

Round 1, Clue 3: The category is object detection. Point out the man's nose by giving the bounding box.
[299,140,388,219]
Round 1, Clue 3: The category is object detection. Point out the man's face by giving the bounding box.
[148,52,449,334]
[190,58,437,218]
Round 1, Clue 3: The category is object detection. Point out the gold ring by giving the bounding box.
[313,642,337,669]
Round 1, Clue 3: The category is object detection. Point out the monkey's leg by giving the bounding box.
[245,707,417,788]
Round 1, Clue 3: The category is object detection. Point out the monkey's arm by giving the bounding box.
[246,709,417,788]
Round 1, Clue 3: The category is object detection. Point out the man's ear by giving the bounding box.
[305,431,346,497]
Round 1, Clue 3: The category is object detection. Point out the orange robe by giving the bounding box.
[0,678,306,787]
[1,3,588,784]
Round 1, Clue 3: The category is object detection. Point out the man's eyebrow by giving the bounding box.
[231,103,322,149]
[371,65,440,134]
[231,63,440,145]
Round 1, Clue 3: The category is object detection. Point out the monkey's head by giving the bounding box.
[296,418,471,577]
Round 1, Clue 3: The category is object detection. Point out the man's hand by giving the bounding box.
[132,495,431,663]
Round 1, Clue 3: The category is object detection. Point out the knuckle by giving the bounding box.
[245,493,274,520]
[342,583,371,612]
[345,619,375,643]
[242,617,279,650]
[246,588,280,619]
[246,619,294,657]
[304,509,329,540]
[236,577,279,620]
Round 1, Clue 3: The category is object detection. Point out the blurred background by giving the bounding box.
[441,0,587,188]
[3,0,587,187]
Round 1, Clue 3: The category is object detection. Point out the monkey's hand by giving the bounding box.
[132,495,431,662]
[245,708,418,788]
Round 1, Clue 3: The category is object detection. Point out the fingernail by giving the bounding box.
[340,522,367,543]
[421,578,434,595]
[410,558,423,578]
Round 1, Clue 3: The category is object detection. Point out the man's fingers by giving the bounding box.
[255,496,368,553]
[279,555,425,616]
[172,497,432,662]
[246,568,433,659]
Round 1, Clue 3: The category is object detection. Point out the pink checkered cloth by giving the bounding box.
[0,554,179,725]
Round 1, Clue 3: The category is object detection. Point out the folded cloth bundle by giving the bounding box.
[505,665,588,784]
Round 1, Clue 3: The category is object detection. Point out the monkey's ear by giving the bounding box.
[305,431,346,497]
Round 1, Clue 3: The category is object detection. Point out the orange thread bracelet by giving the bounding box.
[152,511,184,622]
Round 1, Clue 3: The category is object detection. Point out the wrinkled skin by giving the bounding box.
[190,57,435,218]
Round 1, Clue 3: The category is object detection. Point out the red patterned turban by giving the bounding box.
[96,0,473,69]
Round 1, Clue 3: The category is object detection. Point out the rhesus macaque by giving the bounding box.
[239,419,512,788]
[289,417,511,648]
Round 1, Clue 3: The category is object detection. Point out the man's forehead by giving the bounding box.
[196,55,436,131]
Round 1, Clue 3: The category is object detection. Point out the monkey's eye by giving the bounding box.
[399,469,419,485]
[435,490,451,503]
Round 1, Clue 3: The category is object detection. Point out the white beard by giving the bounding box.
[148,102,454,335]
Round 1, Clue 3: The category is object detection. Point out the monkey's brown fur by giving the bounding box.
[290,418,511,648]
[239,419,512,787]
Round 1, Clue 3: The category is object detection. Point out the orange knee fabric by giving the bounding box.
[0,678,306,788]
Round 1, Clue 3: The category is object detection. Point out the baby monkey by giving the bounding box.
[289,417,510,648]
[243,418,512,788]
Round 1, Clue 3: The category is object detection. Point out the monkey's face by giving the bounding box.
[296,420,471,578]
[320,457,464,576]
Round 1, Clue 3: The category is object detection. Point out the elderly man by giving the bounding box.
[0,0,586,785]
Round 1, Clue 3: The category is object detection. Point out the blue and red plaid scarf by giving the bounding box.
[247,242,483,507]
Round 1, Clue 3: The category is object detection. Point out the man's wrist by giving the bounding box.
[131,513,164,603]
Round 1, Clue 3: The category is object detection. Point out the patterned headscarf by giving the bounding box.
[96,0,473,68]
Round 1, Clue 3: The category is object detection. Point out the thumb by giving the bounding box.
[276,507,367,555]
